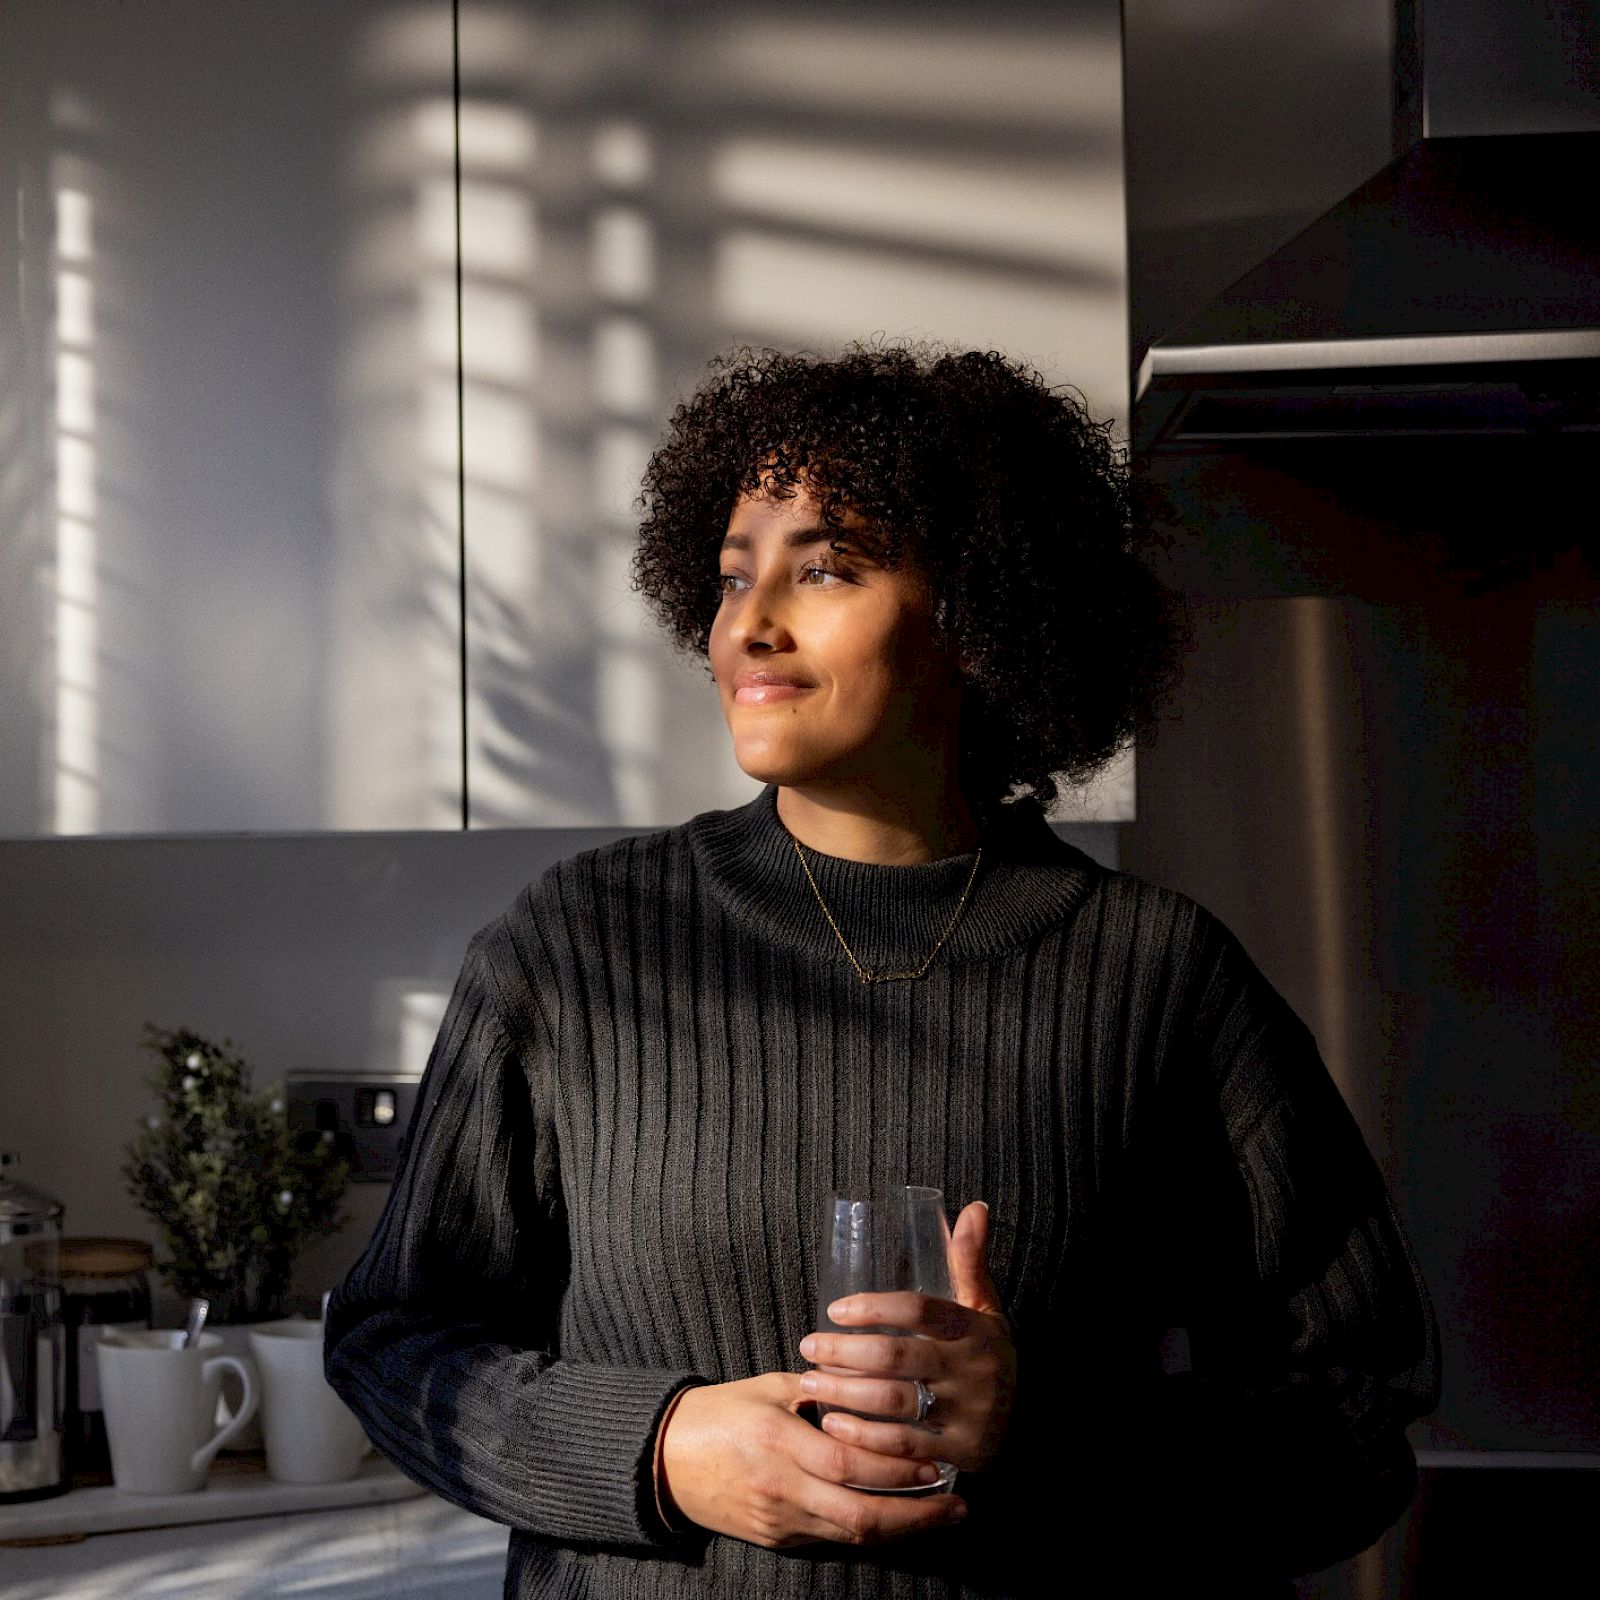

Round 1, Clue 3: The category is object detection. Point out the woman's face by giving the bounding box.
[708,480,964,793]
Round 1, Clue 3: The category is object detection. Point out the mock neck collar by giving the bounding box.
[686,783,1102,975]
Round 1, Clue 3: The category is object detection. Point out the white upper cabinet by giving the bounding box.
[1,0,462,834]
[1,0,1134,836]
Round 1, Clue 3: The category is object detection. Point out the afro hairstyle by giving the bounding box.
[629,337,1192,822]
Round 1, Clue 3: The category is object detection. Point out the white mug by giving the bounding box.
[248,1318,373,1484]
[95,1329,258,1494]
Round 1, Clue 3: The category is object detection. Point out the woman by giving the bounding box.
[325,342,1440,1599]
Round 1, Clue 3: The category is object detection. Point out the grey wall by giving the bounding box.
[0,825,580,1319]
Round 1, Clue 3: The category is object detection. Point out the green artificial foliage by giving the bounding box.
[122,1024,353,1324]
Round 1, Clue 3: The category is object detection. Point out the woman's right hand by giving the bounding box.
[658,1373,968,1549]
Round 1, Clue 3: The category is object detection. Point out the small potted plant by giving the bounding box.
[123,1024,353,1448]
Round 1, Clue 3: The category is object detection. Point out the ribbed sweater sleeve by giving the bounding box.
[322,921,714,1550]
[1130,906,1442,1579]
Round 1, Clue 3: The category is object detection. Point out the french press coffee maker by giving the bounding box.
[0,1150,68,1502]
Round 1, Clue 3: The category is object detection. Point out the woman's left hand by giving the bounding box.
[796,1201,1018,1475]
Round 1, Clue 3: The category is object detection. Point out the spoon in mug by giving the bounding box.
[180,1296,210,1350]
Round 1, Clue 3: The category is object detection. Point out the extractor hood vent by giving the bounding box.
[1136,132,1600,450]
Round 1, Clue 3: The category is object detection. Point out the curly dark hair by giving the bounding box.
[629,337,1192,822]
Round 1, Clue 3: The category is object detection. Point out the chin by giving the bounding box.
[730,749,805,788]
[727,734,844,790]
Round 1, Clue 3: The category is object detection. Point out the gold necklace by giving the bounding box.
[789,834,985,983]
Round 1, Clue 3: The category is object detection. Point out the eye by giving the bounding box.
[800,562,847,585]
[716,561,849,594]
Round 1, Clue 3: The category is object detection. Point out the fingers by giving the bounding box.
[802,1331,943,1378]
[808,1371,925,1424]
[802,1479,967,1547]
[793,1413,936,1489]
[818,1409,940,1464]
[745,1381,966,1549]
[786,1420,966,1545]
[822,1290,972,1340]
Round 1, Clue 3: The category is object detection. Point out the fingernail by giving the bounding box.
[799,1336,817,1358]
[950,1501,968,1520]
[917,1464,938,1483]
[799,1374,818,1394]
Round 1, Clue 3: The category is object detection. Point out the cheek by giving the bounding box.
[865,615,940,702]
[819,621,896,706]
[828,659,907,744]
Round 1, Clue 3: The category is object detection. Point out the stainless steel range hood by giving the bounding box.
[1134,131,1600,449]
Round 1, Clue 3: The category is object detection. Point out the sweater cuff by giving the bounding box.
[525,1362,713,1548]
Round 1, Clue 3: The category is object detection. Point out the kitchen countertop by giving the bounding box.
[0,1490,510,1599]
[0,1452,424,1542]
[11,1447,1594,1598]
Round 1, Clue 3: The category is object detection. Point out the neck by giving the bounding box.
[774,780,981,865]
[686,783,1100,973]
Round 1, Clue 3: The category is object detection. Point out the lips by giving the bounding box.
[734,681,814,705]
[733,671,815,705]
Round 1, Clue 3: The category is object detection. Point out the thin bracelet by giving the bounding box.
[653,1383,699,1534]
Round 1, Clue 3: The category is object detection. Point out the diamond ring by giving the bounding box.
[913,1378,935,1426]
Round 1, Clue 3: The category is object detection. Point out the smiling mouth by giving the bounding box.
[733,683,814,705]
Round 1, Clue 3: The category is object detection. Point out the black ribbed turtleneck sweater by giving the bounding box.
[324,783,1440,1599]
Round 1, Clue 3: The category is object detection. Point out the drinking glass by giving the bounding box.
[813,1185,958,1495]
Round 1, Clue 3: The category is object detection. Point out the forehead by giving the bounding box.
[721,485,876,550]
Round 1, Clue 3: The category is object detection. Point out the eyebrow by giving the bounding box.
[719,524,850,553]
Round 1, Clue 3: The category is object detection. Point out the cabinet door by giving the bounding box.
[0,0,462,834]
[1,1,1137,835]
[455,4,1134,827]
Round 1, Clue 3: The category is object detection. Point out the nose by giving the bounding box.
[726,567,796,654]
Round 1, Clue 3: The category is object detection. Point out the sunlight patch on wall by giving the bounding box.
[587,120,667,826]
[451,2,1134,827]
[456,96,543,826]
[1044,742,1135,824]
[414,145,468,812]
[714,229,1127,429]
[327,9,465,828]
[711,140,1126,282]
[677,17,1123,134]
[592,206,654,301]
[52,186,97,833]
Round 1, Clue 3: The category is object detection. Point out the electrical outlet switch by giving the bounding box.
[284,1073,421,1183]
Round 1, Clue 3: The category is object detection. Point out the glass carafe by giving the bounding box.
[0,1150,68,1501]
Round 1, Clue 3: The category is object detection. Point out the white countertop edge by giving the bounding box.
[0,1455,426,1543]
